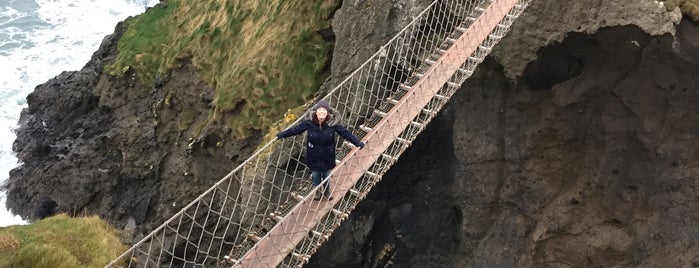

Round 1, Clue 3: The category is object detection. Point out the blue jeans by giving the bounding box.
[311,170,331,188]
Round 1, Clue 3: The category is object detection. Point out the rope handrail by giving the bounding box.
[107,0,531,267]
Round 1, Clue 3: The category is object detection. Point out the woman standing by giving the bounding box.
[276,100,365,200]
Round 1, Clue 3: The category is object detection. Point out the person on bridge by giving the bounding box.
[276,100,365,200]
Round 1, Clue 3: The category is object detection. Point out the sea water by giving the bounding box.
[0,0,159,227]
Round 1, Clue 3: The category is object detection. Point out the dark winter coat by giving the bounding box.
[276,103,364,171]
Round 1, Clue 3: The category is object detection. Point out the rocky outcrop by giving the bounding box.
[321,0,433,91]
[6,20,258,237]
[308,1,699,267]
[495,0,682,79]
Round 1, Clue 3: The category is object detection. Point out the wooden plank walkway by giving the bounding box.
[234,0,520,266]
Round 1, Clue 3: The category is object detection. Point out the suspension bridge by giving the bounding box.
[107,0,531,267]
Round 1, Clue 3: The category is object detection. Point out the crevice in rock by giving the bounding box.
[522,42,584,90]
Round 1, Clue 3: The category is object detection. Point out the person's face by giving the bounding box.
[316,107,328,120]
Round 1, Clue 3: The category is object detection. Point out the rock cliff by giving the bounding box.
[5,0,699,267]
[309,0,699,267]
[6,20,259,236]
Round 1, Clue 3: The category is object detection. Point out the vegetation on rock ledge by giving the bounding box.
[107,0,340,138]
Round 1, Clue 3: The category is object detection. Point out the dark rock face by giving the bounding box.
[8,23,114,221]
[322,0,433,91]
[33,196,57,220]
[309,20,699,267]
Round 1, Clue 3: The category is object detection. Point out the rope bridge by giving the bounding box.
[107,0,530,267]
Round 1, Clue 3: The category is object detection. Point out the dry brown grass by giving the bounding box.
[0,234,21,255]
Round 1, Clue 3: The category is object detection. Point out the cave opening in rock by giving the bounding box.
[522,41,584,90]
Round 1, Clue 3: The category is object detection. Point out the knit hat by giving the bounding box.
[314,100,330,110]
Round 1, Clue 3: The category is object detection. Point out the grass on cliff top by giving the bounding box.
[107,0,339,138]
[0,214,125,268]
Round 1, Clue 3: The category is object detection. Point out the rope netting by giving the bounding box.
[107,0,530,267]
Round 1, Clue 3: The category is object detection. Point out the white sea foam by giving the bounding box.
[0,0,159,227]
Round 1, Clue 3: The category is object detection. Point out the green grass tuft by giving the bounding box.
[105,3,176,84]
[0,214,126,268]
